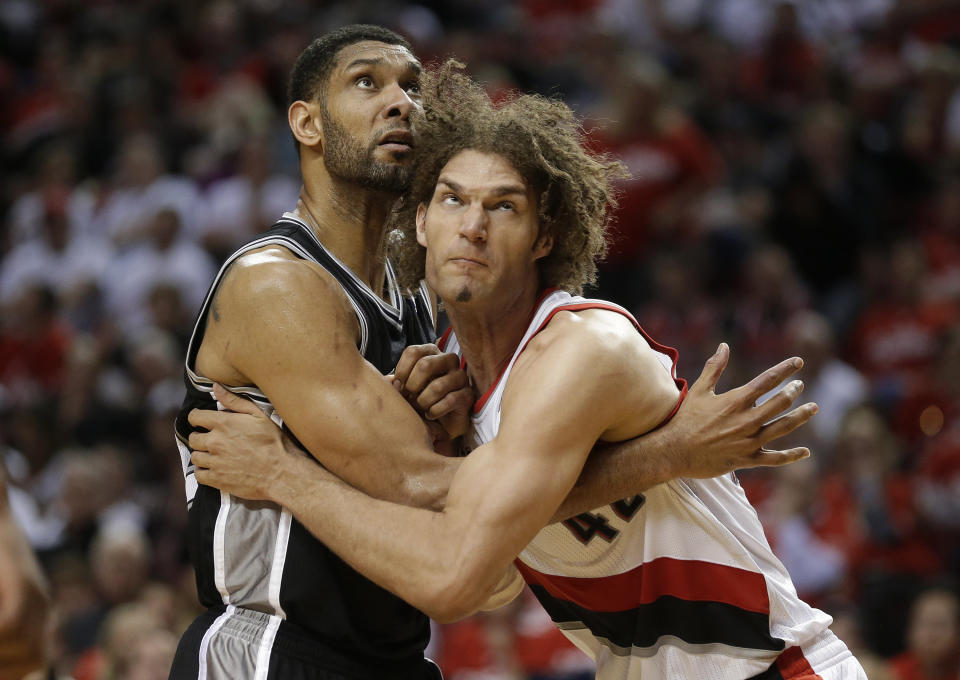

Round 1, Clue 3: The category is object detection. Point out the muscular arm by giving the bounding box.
[198,311,680,621]
[195,248,457,508]
[552,345,813,521]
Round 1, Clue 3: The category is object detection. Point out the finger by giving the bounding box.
[405,352,461,396]
[212,384,262,416]
[188,430,211,452]
[744,446,811,469]
[188,407,224,429]
[425,387,473,421]
[193,467,215,487]
[416,370,468,411]
[689,343,729,396]
[732,356,803,405]
[753,379,804,422]
[394,344,441,386]
[190,448,214,467]
[756,402,819,444]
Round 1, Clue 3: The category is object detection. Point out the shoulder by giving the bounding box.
[220,246,354,318]
[509,305,680,440]
[520,307,640,368]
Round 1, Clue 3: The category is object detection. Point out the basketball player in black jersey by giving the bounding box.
[173,26,815,680]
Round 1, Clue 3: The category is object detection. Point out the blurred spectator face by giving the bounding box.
[147,283,185,333]
[906,589,960,666]
[129,329,180,391]
[786,311,834,374]
[124,628,177,680]
[91,526,150,604]
[42,192,70,252]
[835,406,897,479]
[61,452,110,528]
[148,209,180,250]
[119,135,164,188]
[138,582,177,630]
[238,137,270,184]
[99,603,163,677]
[889,240,927,301]
[745,245,796,304]
[798,103,850,169]
[10,284,57,334]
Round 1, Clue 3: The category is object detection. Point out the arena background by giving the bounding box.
[2,0,959,678]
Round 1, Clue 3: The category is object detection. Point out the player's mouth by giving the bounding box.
[449,256,487,268]
[378,129,414,153]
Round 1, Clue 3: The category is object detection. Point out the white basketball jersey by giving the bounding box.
[439,289,835,680]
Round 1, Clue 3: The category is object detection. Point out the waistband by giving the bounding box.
[209,605,432,679]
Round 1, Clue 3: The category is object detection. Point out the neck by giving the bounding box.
[447,281,544,399]
[296,159,400,295]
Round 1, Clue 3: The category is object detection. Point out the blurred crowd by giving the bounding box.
[1,0,960,678]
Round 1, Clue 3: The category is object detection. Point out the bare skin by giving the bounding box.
[191,41,812,517]
[193,40,473,509]
[190,150,817,622]
[0,465,50,679]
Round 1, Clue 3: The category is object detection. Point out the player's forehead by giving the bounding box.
[437,149,532,196]
[331,40,421,78]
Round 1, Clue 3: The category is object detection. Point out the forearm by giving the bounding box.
[266,454,496,621]
[283,434,460,511]
[551,427,675,522]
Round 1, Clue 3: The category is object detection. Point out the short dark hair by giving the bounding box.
[287,24,412,108]
[390,61,627,295]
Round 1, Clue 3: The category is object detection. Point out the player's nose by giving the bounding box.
[459,203,488,242]
[381,82,416,120]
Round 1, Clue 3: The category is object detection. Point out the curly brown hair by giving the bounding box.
[389,61,627,295]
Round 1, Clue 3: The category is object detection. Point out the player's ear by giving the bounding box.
[532,231,554,261]
[416,203,429,248]
[289,101,324,152]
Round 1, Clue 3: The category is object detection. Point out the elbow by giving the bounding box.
[417,567,487,624]
[401,467,450,511]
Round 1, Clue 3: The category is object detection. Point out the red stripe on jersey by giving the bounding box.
[775,646,823,679]
[471,287,560,414]
[515,301,688,426]
[437,326,453,351]
[515,557,771,615]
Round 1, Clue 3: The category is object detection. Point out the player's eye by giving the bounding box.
[356,76,375,89]
[404,80,421,96]
[441,194,462,206]
[494,201,515,212]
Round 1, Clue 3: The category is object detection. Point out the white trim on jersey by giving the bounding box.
[418,279,435,327]
[282,212,404,329]
[182,228,373,391]
[176,436,199,505]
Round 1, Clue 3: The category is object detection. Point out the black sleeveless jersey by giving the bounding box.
[173,213,435,668]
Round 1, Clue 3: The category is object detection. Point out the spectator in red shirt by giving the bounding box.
[592,56,722,308]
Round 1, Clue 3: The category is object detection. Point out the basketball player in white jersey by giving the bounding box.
[186,63,852,678]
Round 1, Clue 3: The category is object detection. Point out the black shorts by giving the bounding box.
[169,606,442,680]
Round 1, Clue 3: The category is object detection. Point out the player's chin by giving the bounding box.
[374,144,414,163]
